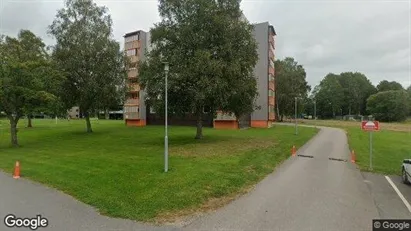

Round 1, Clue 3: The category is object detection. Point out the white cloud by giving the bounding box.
[1,0,410,88]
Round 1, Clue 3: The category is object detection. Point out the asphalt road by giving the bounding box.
[0,172,179,231]
[183,127,383,231]
[1,126,410,231]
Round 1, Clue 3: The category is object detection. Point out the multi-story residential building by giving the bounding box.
[213,21,276,129]
[123,20,276,129]
[123,30,151,126]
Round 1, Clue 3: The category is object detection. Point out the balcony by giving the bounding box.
[269,49,274,61]
[129,84,140,92]
[129,55,138,64]
[128,69,138,78]
[269,81,275,90]
[124,112,140,120]
[124,40,141,50]
[269,112,275,121]
[269,66,274,76]
[215,111,236,120]
[125,98,139,105]
[269,96,275,105]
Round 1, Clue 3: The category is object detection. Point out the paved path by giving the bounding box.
[0,172,179,231]
[183,127,381,231]
[1,126,410,231]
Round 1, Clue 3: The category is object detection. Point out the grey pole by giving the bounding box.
[369,131,373,170]
[314,100,316,120]
[164,63,169,173]
[295,97,298,135]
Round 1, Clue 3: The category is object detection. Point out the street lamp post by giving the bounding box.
[164,62,169,173]
[295,97,298,135]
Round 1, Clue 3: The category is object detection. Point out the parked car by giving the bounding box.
[402,159,411,184]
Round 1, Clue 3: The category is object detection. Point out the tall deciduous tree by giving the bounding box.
[274,57,311,121]
[367,90,409,122]
[313,73,344,119]
[376,80,404,92]
[48,0,127,133]
[337,72,376,115]
[139,0,258,139]
[0,30,59,146]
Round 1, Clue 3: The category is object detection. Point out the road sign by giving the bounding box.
[361,120,380,131]
[361,120,379,171]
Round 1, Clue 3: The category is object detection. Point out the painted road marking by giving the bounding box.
[385,176,411,214]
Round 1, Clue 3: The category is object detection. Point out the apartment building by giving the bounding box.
[123,30,151,126]
[213,21,277,129]
[123,21,276,129]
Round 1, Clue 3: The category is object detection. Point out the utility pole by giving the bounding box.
[314,100,316,120]
[164,62,169,173]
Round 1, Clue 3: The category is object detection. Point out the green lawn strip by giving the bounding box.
[295,120,411,175]
[0,120,317,221]
[346,127,411,175]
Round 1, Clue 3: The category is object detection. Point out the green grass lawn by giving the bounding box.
[298,119,411,175]
[347,127,411,175]
[0,119,317,222]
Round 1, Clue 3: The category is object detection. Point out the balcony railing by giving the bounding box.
[125,98,139,105]
[124,40,141,50]
[269,81,275,90]
[129,84,140,92]
[128,69,138,78]
[269,49,274,61]
[269,66,274,76]
[129,55,138,64]
[124,112,140,120]
[269,112,275,121]
[269,96,275,105]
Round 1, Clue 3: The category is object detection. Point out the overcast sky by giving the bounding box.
[0,0,410,89]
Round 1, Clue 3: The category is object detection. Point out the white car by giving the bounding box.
[402,159,411,184]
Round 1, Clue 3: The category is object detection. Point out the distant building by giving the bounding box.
[123,17,276,129]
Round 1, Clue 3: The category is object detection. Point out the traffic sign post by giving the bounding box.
[361,120,380,170]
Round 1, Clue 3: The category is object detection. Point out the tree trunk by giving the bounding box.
[195,112,203,139]
[105,109,109,120]
[27,115,33,128]
[10,118,19,147]
[84,112,93,133]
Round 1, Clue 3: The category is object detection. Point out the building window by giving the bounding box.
[203,106,211,113]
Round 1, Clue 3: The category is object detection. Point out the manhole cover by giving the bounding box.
[298,154,314,158]
[329,157,347,162]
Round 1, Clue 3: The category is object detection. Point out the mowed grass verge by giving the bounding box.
[299,119,411,175]
[0,119,318,222]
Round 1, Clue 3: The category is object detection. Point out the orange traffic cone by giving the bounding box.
[13,161,20,179]
[351,150,356,163]
[291,145,296,157]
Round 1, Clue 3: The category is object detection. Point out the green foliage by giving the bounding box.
[313,73,344,118]
[274,57,311,120]
[366,90,409,122]
[311,72,376,119]
[0,30,60,145]
[139,0,258,137]
[377,80,404,92]
[48,0,127,133]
